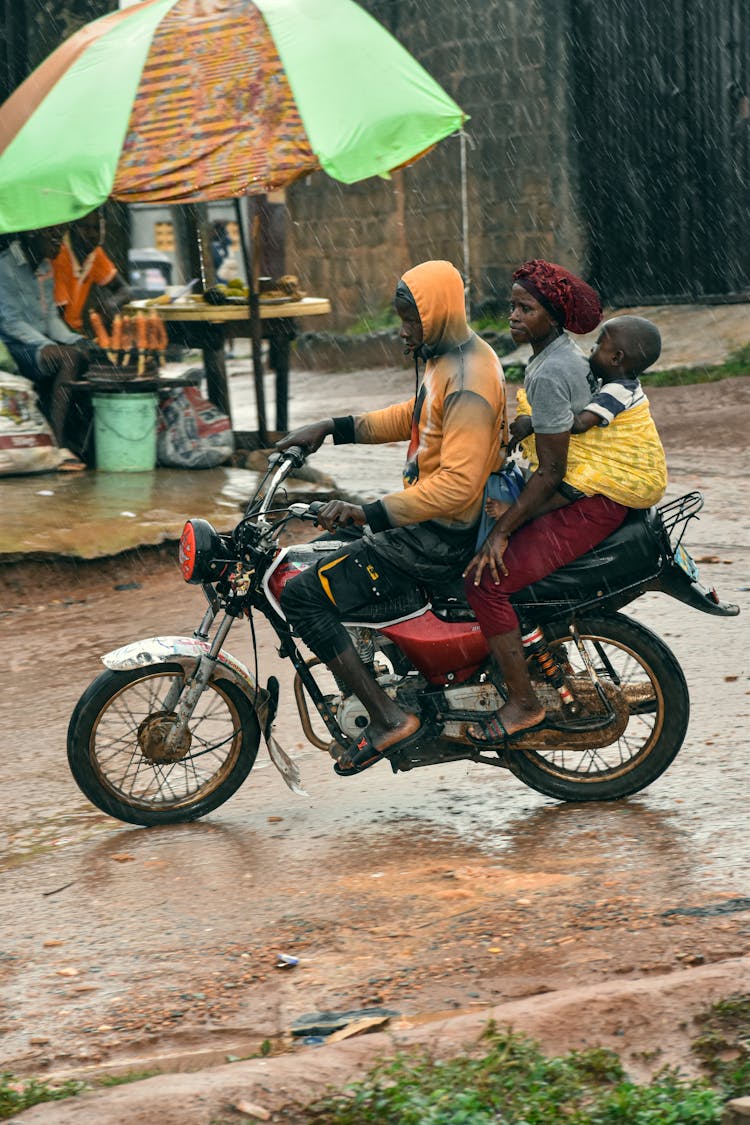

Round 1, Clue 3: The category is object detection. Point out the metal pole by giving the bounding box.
[460,130,470,316]
[235,197,268,444]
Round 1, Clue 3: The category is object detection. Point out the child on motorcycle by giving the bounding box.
[463,260,667,748]
[484,314,665,524]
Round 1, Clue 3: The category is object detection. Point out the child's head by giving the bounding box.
[590,315,661,381]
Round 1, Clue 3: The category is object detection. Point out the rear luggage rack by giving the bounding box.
[657,491,704,552]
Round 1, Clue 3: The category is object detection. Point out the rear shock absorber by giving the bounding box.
[522,625,582,718]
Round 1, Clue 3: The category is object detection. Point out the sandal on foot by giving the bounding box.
[466,713,546,749]
[334,721,424,777]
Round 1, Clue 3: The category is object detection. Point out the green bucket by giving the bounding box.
[92,392,157,473]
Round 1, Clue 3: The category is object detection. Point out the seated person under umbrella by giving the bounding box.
[0,225,91,468]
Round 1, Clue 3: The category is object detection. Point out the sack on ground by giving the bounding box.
[157,386,234,469]
[0,372,66,475]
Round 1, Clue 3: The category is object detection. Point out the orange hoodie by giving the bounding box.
[334,261,506,531]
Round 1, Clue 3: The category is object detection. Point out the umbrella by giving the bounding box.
[0,0,466,232]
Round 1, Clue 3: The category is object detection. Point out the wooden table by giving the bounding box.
[125,297,331,438]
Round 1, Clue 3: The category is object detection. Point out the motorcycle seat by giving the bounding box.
[430,506,669,623]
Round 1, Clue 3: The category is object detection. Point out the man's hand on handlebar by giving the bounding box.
[313,500,366,532]
[275,419,333,455]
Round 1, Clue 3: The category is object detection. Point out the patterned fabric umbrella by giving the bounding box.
[0,0,465,233]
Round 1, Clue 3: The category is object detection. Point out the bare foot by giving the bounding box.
[335,712,422,775]
[467,704,546,745]
[485,498,510,519]
[494,702,546,737]
[357,711,421,754]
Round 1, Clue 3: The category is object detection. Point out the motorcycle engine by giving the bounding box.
[335,673,402,740]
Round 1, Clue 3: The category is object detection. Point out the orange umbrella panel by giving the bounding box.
[114,0,319,203]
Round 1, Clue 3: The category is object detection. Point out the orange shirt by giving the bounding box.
[354,261,506,531]
[53,237,117,332]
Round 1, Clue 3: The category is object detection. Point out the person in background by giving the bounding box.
[0,225,90,468]
[53,208,130,334]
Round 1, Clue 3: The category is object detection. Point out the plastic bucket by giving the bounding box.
[92,392,157,472]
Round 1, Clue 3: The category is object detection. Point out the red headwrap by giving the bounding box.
[512,259,602,335]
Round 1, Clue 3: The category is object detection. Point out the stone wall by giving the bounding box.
[287,0,589,327]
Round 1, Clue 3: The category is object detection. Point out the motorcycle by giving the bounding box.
[68,446,739,826]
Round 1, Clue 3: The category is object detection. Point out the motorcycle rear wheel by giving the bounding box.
[509,613,689,801]
[67,663,261,826]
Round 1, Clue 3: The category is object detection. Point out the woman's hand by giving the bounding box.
[275,419,332,455]
[314,500,366,532]
[463,526,510,586]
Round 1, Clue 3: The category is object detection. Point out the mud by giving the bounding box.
[0,377,749,1120]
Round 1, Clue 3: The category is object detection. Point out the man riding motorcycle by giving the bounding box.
[276,259,506,775]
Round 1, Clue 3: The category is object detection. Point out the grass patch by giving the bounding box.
[504,342,750,388]
[0,1072,86,1120]
[342,310,513,338]
[644,343,750,386]
[300,1027,723,1124]
[692,992,750,1101]
[471,314,511,334]
[95,1068,161,1087]
[344,308,399,335]
[4,998,748,1121]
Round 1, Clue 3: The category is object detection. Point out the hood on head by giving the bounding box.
[400,260,469,352]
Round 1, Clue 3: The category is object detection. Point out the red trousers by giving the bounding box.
[465,495,628,636]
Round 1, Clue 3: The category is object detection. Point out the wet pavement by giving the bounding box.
[0,489,748,1080]
[1,323,749,1090]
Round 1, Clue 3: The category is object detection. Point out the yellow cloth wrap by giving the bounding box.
[516,388,668,509]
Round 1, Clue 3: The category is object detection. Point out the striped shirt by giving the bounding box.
[586,377,646,426]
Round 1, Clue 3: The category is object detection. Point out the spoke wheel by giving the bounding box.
[509,613,689,802]
[68,663,261,826]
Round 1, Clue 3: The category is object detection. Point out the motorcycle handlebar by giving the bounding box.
[268,444,307,469]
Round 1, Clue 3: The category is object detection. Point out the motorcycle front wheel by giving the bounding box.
[67,663,261,826]
[509,613,689,802]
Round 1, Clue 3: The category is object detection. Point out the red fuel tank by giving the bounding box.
[266,549,488,685]
[379,613,488,685]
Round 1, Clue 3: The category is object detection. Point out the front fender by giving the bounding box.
[102,635,270,718]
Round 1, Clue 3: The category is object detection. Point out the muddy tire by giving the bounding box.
[509,613,689,802]
[67,663,261,826]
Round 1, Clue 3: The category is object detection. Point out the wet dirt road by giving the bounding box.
[1,393,750,1084]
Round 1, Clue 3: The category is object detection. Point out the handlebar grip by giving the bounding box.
[282,444,306,467]
[268,444,307,468]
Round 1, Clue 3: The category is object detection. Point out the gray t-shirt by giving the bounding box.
[524,334,595,433]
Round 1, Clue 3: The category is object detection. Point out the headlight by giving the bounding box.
[179,519,230,584]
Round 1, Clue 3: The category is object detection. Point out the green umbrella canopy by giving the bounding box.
[0,0,466,234]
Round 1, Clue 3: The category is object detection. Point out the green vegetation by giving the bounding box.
[471,314,511,334]
[504,342,750,387]
[95,1068,161,1087]
[4,997,749,1121]
[344,307,399,335]
[644,343,750,386]
[692,993,750,1101]
[0,1072,86,1119]
[301,1027,732,1124]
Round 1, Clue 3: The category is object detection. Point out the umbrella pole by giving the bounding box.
[460,130,471,316]
[235,198,268,445]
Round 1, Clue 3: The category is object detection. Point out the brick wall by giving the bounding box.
[287,0,589,327]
